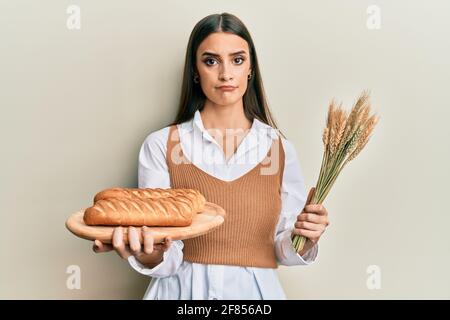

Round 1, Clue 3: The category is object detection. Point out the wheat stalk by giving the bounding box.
[292,90,380,252]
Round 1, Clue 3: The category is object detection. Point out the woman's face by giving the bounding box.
[195,32,252,107]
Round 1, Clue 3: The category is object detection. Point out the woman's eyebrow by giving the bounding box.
[201,50,247,57]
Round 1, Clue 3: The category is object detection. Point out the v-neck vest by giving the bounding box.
[166,124,285,268]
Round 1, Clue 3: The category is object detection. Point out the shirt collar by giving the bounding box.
[178,109,280,162]
[179,109,279,141]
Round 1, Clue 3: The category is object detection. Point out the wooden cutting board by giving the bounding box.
[66,202,226,244]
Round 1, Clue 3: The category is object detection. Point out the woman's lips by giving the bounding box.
[217,86,237,91]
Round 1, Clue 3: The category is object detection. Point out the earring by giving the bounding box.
[193,75,199,83]
[248,73,252,80]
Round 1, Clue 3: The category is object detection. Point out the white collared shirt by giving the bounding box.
[127,110,319,300]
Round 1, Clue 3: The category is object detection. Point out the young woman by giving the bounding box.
[93,12,330,300]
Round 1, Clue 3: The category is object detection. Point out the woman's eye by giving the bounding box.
[204,58,217,66]
[234,57,244,64]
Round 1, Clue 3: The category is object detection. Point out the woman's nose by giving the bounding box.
[219,73,233,81]
[219,61,234,81]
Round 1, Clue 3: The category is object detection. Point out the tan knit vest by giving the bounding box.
[166,124,285,268]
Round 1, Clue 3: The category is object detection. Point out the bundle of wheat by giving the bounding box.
[292,90,380,252]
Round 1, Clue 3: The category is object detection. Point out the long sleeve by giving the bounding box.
[274,138,319,266]
[137,128,171,188]
[127,127,185,277]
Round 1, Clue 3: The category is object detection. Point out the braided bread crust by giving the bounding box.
[93,187,206,213]
[84,197,195,226]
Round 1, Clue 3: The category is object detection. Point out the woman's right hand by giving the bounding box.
[93,226,173,268]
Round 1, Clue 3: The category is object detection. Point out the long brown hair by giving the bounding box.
[170,12,285,138]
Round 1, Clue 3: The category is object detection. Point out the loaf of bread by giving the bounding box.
[84,188,206,226]
[93,187,206,213]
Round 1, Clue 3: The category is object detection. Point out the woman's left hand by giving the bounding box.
[292,188,330,254]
